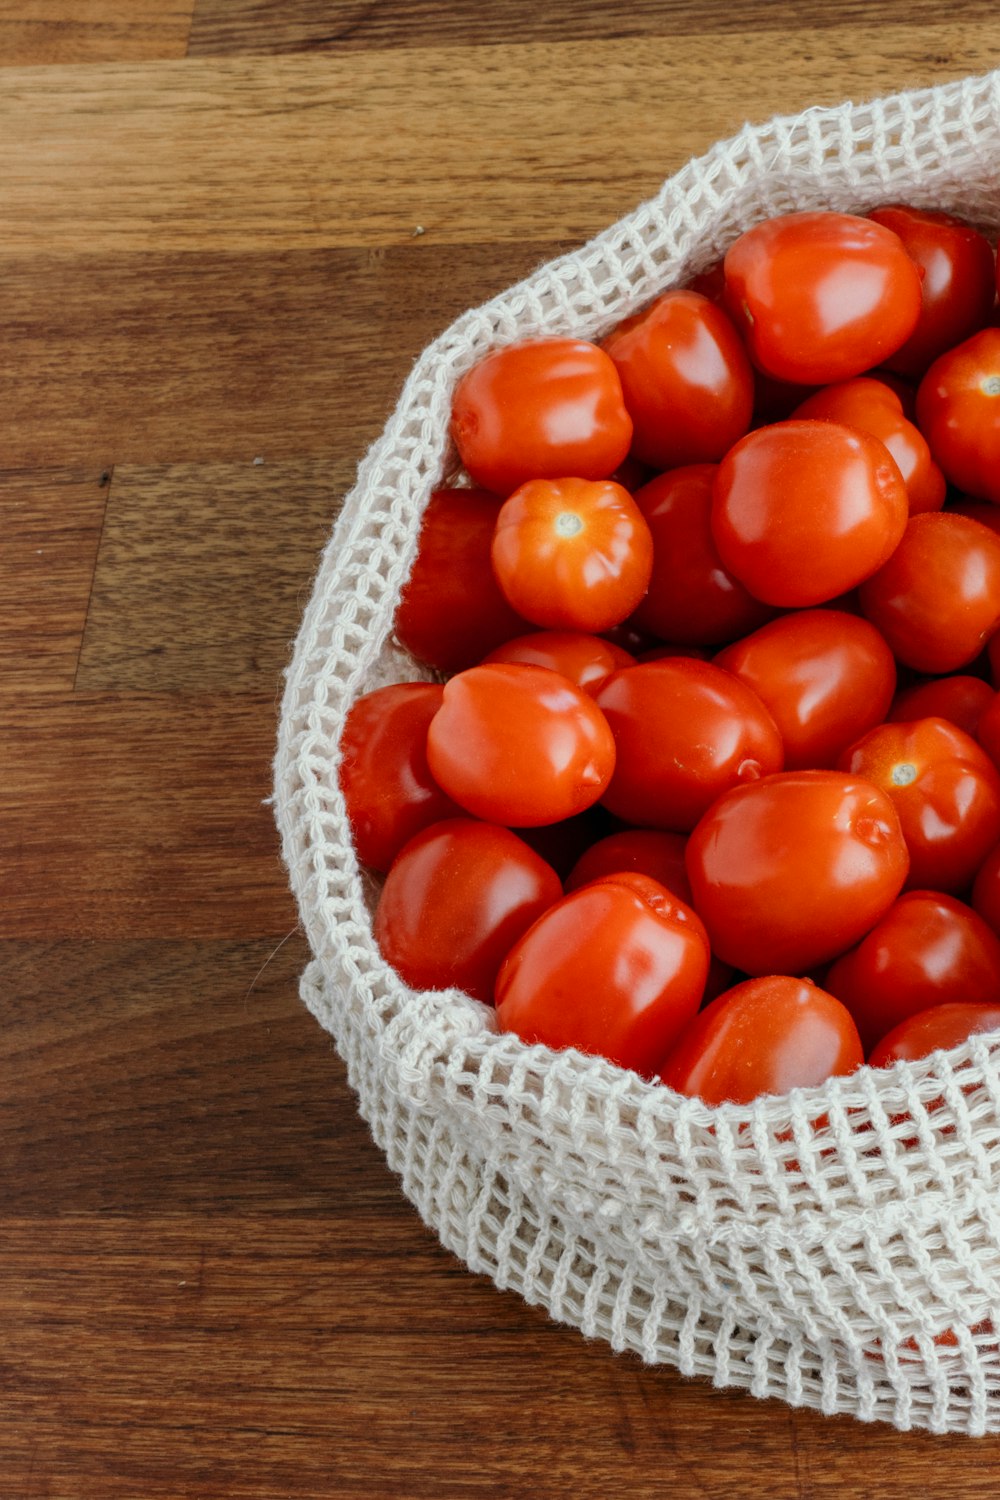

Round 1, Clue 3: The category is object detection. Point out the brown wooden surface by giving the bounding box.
[4,6,1000,1495]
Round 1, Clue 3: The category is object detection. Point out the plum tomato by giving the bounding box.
[858,512,1000,674]
[715,609,896,770]
[491,477,654,633]
[978,691,1000,770]
[594,659,783,832]
[711,420,908,607]
[601,289,754,469]
[393,488,526,673]
[824,891,1000,1053]
[949,498,1000,538]
[566,828,691,899]
[374,819,562,1004]
[628,464,775,645]
[494,876,708,1077]
[868,1002,1000,1070]
[658,976,864,1105]
[889,675,995,740]
[722,210,922,384]
[916,328,1000,504]
[685,771,909,975]
[450,337,632,496]
[869,206,997,377]
[839,716,1000,894]
[481,630,634,696]
[791,377,946,514]
[972,842,1000,936]
[426,663,616,827]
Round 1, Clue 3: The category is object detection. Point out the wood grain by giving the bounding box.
[0,0,193,64]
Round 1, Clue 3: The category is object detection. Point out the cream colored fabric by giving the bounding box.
[274,69,1000,1434]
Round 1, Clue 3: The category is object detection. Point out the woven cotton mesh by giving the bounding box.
[274,70,1000,1434]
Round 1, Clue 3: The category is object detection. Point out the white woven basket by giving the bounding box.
[274,70,1000,1435]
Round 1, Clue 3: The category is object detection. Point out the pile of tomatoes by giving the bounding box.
[339,205,1000,1109]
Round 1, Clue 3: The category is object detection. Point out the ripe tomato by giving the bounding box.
[977,691,1000,771]
[723,211,922,383]
[426,663,616,827]
[711,421,908,607]
[791,377,946,514]
[889,675,994,740]
[494,875,708,1076]
[450,337,632,496]
[338,683,460,872]
[824,891,1000,1053]
[628,465,775,645]
[685,772,909,975]
[374,820,562,1003]
[595,659,783,831]
[565,829,691,898]
[481,630,634,697]
[869,205,997,377]
[916,329,1000,504]
[948,498,1000,538]
[491,477,653,633]
[601,290,754,469]
[858,512,1000,674]
[868,1002,1000,1070]
[715,609,896,770]
[393,488,526,673]
[839,717,1000,894]
[659,976,863,1105]
[972,842,1000,936]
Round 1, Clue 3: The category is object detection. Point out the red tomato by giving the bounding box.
[565,829,691,898]
[426,663,616,827]
[839,717,1000,894]
[659,976,863,1105]
[515,807,616,882]
[491,477,654,633]
[824,891,1000,1053]
[972,842,1000,936]
[723,211,922,383]
[715,609,896,770]
[711,421,908,607]
[338,683,460,872]
[868,205,997,377]
[450,337,632,496]
[374,820,562,1003]
[495,876,708,1077]
[393,488,526,673]
[977,691,1000,770]
[629,465,775,645]
[595,659,783,832]
[916,329,1000,504]
[858,512,1000,673]
[480,630,634,697]
[791,377,946,514]
[685,772,909,975]
[948,498,1000,538]
[889,675,994,740]
[868,1001,1000,1070]
[601,290,754,469]
[638,644,714,662]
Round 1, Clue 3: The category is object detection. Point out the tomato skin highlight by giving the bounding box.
[916,328,1000,504]
[481,630,634,697]
[868,1002,1000,1070]
[659,976,864,1105]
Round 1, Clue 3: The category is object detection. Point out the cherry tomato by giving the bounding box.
[838,717,1000,894]
[565,829,691,898]
[481,630,634,697]
[491,477,653,633]
[791,377,946,514]
[916,329,1000,503]
[628,465,775,645]
[659,976,863,1105]
[685,772,909,975]
[972,842,1000,936]
[426,663,616,827]
[393,488,526,673]
[374,819,562,1003]
[824,891,1000,1053]
[601,290,754,469]
[868,1001,1000,1070]
[858,512,1000,673]
[712,420,908,607]
[595,659,783,832]
[338,683,460,872]
[868,205,997,377]
[495,876,708,1077]
[723,211,922,383]
[889,675,994,740]
[715,609,896,770]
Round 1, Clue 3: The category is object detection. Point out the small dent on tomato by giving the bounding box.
[982,375,1000,397]
[554,511,585,538]
[854,815,892,847]
[891,761,918,787]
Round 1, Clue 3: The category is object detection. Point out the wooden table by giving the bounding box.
[5,5,1000,1495]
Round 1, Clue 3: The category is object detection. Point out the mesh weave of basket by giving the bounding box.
[274,69,1000,1435]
